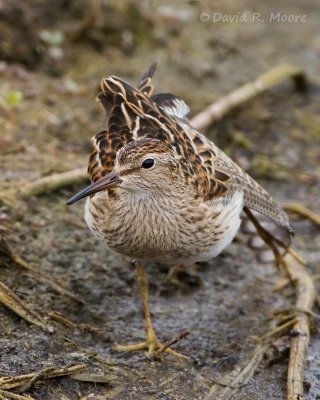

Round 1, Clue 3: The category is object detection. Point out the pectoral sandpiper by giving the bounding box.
[67,62,293,357]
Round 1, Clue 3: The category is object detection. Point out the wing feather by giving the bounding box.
[178,122,293,236]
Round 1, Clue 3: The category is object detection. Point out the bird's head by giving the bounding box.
[67,138,181,205]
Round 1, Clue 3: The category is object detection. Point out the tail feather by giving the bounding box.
[137,60,159,96]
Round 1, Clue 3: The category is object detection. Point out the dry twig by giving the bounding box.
[285,254,316,400]
[0,365,86,392]
[244,210,317,400]
[17,167,87,199]
[0,168,87,207]
[204,248,316,400]
[204,343,268,400]
[70,373,118,384]
[0,389,34,400]
[0,280,47,330]
[284,203,320,227]
[49,310,77,330]
[154,330,190,358]
[191,63,307,131]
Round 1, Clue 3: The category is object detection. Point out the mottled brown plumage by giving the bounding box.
[82,62,292,246]
[67,63,293,355]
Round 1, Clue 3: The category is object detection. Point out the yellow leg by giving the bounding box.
[115,262,188,358]
[167,264,184,287]
[167,264,203,289]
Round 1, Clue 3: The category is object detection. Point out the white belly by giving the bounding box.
[84,190,243,265]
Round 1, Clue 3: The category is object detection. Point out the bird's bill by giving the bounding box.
[66,171,122,205]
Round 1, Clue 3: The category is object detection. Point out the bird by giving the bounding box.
[67,61,293,357]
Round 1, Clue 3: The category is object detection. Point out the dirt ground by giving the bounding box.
[0,1,320,399]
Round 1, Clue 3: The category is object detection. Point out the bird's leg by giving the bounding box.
[167,264,203,289]
[115,261,188,358]
[133,261,158,353]
[167,264,181,286]
[244,208,291,275]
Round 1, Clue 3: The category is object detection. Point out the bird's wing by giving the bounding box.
[151,93,190,120]
[178,122,293,241]
[149,87,293,238]
[211,143,293,235]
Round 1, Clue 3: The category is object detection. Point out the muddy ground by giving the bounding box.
[0,1,320,399]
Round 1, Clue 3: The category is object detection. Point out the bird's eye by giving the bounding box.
[141,159,155,169]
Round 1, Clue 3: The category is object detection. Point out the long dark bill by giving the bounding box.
[66,171,122,205]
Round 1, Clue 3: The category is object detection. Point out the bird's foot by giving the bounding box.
[115,328,188,359]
